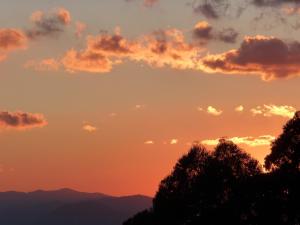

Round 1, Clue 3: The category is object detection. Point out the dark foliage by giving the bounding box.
[265,111,300,171]
[124,112,300,225]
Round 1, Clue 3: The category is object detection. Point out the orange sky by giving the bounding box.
[0,0,300,196]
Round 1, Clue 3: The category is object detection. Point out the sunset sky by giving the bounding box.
[0,0,300,197]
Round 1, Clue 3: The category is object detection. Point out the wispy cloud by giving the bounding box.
[143,0,159,7]
[75,21,87,38]
[202,135,275,147]
[144,140,154,145]
[251,104,296,118]
[82,124,97,132]
[134,104,146,110]
[24,58,60,71]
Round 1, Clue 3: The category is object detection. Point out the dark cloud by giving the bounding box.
[201,35,300,80]
[0,111,47,130]
[193,21,213,40]
[192,21,238,44]
[253,0,300,7]
[26,8,71,39]
[91,32,134,55]
[217,28,239,43]
[193,3,219,19]
[192,0,231,19]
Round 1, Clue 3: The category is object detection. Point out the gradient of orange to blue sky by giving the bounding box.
[0,0,300,196]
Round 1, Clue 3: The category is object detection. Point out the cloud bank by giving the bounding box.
[201,35,300,80]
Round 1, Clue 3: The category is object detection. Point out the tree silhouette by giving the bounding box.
[265,112,300,171]
[124,113,300,225]
[124,141,261,225]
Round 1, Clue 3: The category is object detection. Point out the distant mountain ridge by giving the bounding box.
[0,188,152,225]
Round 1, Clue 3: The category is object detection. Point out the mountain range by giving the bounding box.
[0,188,152,225]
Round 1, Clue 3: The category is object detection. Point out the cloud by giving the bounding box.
[193,21,213,41]
[201,35,300,80]
[75,21,87,38]
[235,105,244,112]
[0,29,27,61]
[88,28,138,56]
[125,0,159,8]
[109,112,117,117]
[24,58,60,71]
[251,104,296,118]
[170,139,178,145]
[207,106,223,116]
[60,27,202,73]
[0,111,47,130]
[217,28,239,43]
[134,104,146,110]
[193,2,219,19]
[192,21,238,44]
[252,0,300,7]
[202,135,275,147]
[62,49,113,73]
[144,140,154,144]
[0,29,27,51]
[26,8,71,39]
[82,124,97,132]
[143,0,159,7]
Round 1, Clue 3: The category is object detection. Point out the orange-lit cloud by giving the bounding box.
[202,135,275,147]
[235,105,244,112]
[60,28,202,73]
[251,104,296,118]
[0,111,47,130]
[0,29,27,51]
[207,106,223,116]
[0,29,27,61]
[193,21,213,41]
[24,58,61,71]
[143,0,159,7]
[26,8,71,39]
[62,49,113,73]
[82,124,97,132]
[201,35,300,80]
[144,140,154,145]
[134,104,146,110]
[170,139,178,145]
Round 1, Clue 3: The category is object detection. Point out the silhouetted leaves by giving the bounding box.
[124,112,300,225]
[265,112,300,171]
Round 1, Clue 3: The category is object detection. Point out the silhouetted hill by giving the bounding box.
[0,189,152,225]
